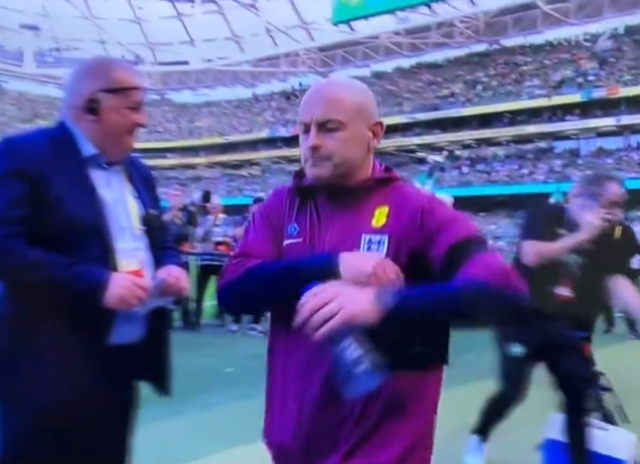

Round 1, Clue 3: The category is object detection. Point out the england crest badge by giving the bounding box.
[359,234,389,256]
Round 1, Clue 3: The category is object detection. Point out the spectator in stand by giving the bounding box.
[146,143,640,201]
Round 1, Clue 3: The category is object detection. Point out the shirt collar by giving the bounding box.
[64,119,100,158]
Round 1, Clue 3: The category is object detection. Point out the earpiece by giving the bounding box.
[84,97,100,117]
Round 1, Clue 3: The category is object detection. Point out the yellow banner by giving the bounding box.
[146,115,640,167]
[138,132,270,150]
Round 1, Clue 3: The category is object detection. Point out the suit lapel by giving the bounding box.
[51,122,117,270]
[51,122,97,198]
[125,159,167,268]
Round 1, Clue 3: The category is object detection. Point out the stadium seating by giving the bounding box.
[2,29,640,140]
[3,29,640,258]
[150,142,640,260]
[151,145,640,197]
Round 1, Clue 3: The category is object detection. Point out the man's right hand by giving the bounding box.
[102,273,151,311]
[576,207,609,241]
[338,252,404,286]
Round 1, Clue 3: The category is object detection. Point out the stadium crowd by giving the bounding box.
[1,28,640,139]
[3,26,640,301]
[155,143,640,263]
[151,143,640,199]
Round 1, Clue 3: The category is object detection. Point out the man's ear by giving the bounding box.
[370,120,385,150]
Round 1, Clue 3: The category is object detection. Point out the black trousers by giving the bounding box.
[602,305,615,330]
[623,313,639,334]
[188,263,223,328]
[189,263,263,327]
[0,359,138,464]
[602,306,638,334]
[472,316,594,464]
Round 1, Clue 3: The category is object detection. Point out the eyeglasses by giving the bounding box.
[583,192,626,210]
[97,86,144,95]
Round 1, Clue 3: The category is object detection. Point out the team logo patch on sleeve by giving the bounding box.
[287,223,299,237]
[360,234,389,256]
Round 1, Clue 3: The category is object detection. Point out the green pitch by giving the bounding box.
[132,325,640,464]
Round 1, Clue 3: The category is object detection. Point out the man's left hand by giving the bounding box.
[295,281,386,340]
[155,265,189,298]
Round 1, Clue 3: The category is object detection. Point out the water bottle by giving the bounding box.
[329,329,390,400]
[303,284,390,400]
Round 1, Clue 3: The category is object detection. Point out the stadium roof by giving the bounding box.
[0,0,634,88]
[0,0,529,69]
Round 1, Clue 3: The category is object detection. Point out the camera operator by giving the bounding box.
[464,172,640,464]
[162,187,197,247]
[161,187,197,328]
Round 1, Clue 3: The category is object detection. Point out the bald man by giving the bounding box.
[0,56,189,463]
[219,77,527,464]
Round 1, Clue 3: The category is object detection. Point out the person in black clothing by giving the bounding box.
[464,172,640,464]
[621,243,640,337]
[601,303,616,333]
[602,231,640,337]
[161,190,198,328]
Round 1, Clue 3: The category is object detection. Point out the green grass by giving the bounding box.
[133,325,640,464]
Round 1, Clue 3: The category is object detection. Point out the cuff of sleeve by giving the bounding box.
[385,281,528,325]
[218,253,340,312]
[82,267,111,309]
[298,253,340,283]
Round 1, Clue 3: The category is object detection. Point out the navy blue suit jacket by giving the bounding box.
[0,122,179,396]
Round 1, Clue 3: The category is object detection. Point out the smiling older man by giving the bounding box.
[0,56,189,464]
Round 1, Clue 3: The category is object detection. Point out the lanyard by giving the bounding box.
[123,177,143,232]
[115,170,146,274]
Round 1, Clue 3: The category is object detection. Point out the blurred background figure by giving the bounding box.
[228,196,269,336]
[163,185,196,249]
[186,194,231,329]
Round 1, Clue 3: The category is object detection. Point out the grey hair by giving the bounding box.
[61,56,137,116]
[573,171,624,200]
